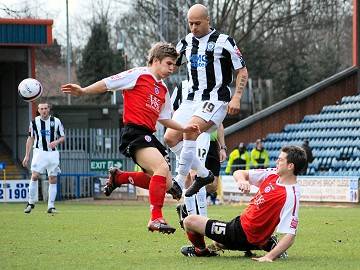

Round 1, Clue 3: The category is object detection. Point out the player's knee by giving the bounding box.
[156,161,170,176]
[164,131,181,147]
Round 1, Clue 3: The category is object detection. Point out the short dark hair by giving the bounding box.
[281,145,307,175]
[147,42,178,65]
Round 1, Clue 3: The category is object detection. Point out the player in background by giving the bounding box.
[164,3,248,199]
[180,146,307,261]
[22,103,65,214]
[61,42,200,234]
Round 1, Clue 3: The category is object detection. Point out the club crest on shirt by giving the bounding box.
[264,183,275,193]
[206,41,215,52]
[144,135,152,142]
[154,84,160,95]
[50,121,55,127]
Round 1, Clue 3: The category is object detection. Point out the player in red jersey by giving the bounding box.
[61,42,200,234]
[180,146,307,261]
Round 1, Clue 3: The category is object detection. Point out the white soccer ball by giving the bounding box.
[18,78,43,102]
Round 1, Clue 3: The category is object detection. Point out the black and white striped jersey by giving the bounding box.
[171,80,189,111]
[176,29,246,102]
[29,116,65,151]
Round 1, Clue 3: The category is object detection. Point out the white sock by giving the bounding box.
[175,175,185,190]
[48,184,57,209]
[196,187,207,216]
[191,156,209,177]
[170,141,183,159]
[178,140,197,177]
[184,193,197,215]
[28,180,38,204]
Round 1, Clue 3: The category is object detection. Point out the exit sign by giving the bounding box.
[90,160,122,171]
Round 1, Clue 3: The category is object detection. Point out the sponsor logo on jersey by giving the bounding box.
[40,129,50,136]
[190,54,208,68]
[206,41,215,52]
[144,135,152,142]
[146,94,161,113]
[254,194,265,208]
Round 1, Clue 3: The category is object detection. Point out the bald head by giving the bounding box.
[187,4,209,19]
[187,4,210,38]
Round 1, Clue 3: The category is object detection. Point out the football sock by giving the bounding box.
[186,231,206,249]
[169,141,183,160]
[115,171,150,190]
[178,140,197,177]
[190,156,209,177]
[48,183,57,209]
[149,175,166,221]
[184,194,197,215]
[196,187,207,216]
[28,179,38,204]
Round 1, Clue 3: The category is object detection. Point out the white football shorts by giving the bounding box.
[172,100,228,133]
[31,148,61,176]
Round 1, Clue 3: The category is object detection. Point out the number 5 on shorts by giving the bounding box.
[213,222,226,235]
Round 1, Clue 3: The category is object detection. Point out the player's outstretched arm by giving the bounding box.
[158,119,200,134]
[61,80,107,96]
[252,234,295,262]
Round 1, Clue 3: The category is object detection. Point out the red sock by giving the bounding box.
[149,175,166,221]
[114,171,150,189]
[186,231,206,249]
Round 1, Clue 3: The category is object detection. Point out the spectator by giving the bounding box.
[250,139,269,169]
[301,139,314,174]
[225,142,251,174]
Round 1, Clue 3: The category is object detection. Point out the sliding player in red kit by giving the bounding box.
[61,42,200,234]
[180,146,307,261]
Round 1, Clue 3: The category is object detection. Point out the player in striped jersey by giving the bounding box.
[23,103,65,214]
[171,81,226,222]
[164,3,248,198]
[180,146,307,260]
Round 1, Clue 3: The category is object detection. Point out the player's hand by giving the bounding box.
[22,156,29,167]
[252,256,273,262]
[237,181,250,193]
[48,141,57,149]
[61,84,84,96]
[219,149,227,162]
[183,124,201,134]
[227,99,240,115]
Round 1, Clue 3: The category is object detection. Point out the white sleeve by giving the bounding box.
[223,37,246,70]
[158,91,173,120]
[56,118,65,137]
[277,186,300,235]
[103,68,142,91]
[248,168,277,187]
[28,122,34,137]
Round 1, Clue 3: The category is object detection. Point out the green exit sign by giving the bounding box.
[90,160,122,171]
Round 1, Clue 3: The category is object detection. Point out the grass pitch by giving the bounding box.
[1,201,359,270]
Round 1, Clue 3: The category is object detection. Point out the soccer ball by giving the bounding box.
[18,78,43,102]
